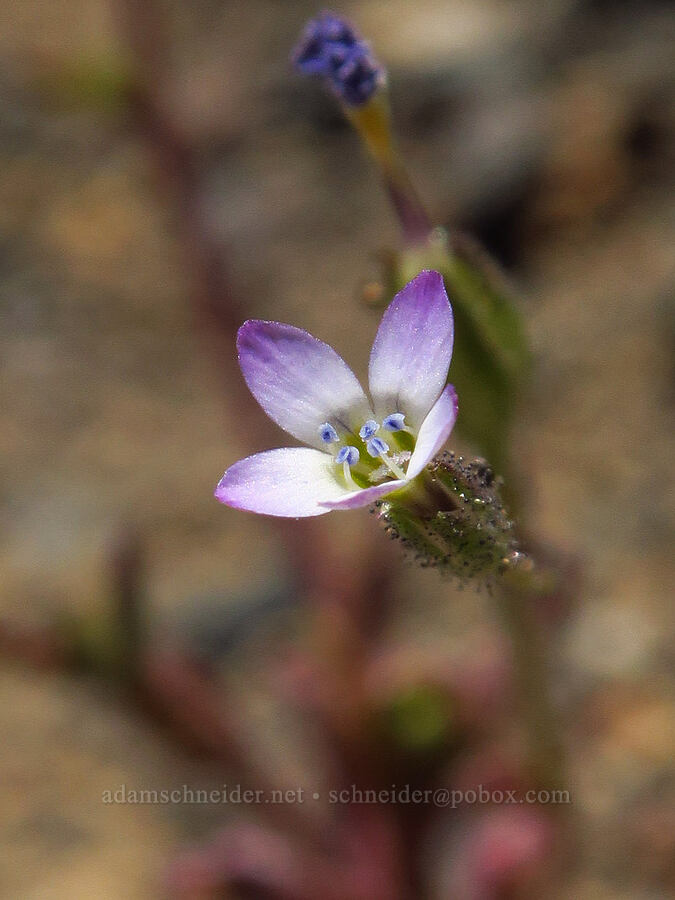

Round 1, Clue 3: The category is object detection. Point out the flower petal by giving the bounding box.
[238,320,371,449]
[406,384,458,479]
[215,448,352,517]
[320,479,406,510]
[368,270,454,429]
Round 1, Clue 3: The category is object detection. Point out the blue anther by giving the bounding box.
[336,445,360,466]
[359,419,379,440]
[366,436,389,458]
[382,413,406,432]
[319,422,339,443]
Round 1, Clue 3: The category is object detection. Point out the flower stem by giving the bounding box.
[346,94,433,245]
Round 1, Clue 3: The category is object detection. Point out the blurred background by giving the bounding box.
[0,0,673,897]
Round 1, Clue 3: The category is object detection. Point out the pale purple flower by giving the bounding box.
[215,270,457,518]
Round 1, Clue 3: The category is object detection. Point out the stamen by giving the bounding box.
[382,413,406,432]
[366,436,406,479]
[336,445,360,466]
[319,422,339,443]
[335,444,360,489]
[366,436,389,458]
[359,419,380,440]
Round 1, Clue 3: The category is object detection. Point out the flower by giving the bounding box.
[292,11,385,107]
[215,270,457,518]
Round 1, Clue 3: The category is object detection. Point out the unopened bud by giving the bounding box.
[292,11,385,107]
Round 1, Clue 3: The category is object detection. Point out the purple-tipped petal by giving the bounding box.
[368,270,454,429]
[238,321,371,450]
[406,384,458,479]
[320,478,406,510]
[215,448,352,517]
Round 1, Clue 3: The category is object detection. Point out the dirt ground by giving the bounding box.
[0,0,673,897]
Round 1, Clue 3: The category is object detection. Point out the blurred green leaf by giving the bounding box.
[380,683,454,754]
[32,54,134,112]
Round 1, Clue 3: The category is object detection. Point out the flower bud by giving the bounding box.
[375,452,522,579]
[292,11,385,107]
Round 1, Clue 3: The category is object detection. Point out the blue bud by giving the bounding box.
[359,419,379,440]
[292,12,384,107]
[336,445,360,466]
[330,47,382,106]
[382,413,406,432]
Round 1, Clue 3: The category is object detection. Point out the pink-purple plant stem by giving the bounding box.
[499,565,567,798]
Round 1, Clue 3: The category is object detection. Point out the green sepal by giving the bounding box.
[375,453,519,579]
